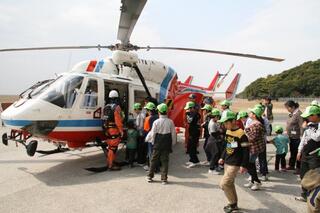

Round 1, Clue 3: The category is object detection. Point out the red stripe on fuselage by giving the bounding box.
[48,131,106,148]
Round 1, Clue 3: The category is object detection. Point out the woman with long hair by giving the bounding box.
[285,100,303,173]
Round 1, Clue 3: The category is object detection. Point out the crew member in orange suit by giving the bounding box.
[103,90,124,171]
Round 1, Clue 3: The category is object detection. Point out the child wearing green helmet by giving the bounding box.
[133,103,147,165]
[205,108,224,174]
[201,104,214,165]
[217,110,249,213]
[145,103,176,185]
[269,125,289,171]
[184,101,201,168]
[295,105,320,202]
[244,106,266,191]
[143,102,159,171]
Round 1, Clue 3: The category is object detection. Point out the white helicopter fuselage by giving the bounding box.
[1,55,178,148]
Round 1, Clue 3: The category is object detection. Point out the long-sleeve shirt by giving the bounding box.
[298,122,320,153]
[286,109,303,139]
[135,112,145,134]
[221,128,249,168]
[274,134,289,155]
[145,115,177,145]
[245,120,266,154]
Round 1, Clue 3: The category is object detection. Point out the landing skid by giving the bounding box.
[36,147,70,155]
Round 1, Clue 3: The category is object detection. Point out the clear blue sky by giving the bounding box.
[0,0,319,94]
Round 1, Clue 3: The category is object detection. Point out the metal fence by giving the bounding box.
[277,97,320,103]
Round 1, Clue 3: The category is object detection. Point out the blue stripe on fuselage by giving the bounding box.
[3,119,103,127]
[95,60,104,73]
[159,67,175,103]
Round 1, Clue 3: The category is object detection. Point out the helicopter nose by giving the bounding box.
[1,99,60,136]
[1,100,33,129]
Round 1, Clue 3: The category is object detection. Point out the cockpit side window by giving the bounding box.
[81,79,98,108]
[39,75,84,108]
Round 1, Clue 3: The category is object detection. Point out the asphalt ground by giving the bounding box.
[0,122,307,213]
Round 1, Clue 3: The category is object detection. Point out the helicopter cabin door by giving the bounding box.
[78,77,104,120]
[103,80,129,124]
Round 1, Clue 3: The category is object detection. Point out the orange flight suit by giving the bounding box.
[104,104,123,169]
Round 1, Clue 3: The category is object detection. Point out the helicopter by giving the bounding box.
[0,0,284,164]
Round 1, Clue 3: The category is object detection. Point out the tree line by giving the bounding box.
[237,59,320,100]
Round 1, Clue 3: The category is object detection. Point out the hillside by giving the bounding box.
[237,59,320,99]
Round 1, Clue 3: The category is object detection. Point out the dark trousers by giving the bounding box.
[289,138,301,169]
[148,149,170,181]
[248,154,261,183]
[126,148,136,166]
[258,148,268,175]
[136,136,147,164]
[275,153,286,170]
[209,141,223,171]
[188,135,200,163]
[300,155,320,198]
[203,137,211,162]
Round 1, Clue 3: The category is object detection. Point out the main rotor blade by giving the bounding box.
[117,0,147,45]
[0,45,114,52]
[139,46,284,62]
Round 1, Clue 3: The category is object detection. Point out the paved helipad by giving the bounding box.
[0,125,306,213]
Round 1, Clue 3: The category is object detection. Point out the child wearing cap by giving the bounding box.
[295,105,320,202]
[201,104,213,165]
[206,108,224,174]
[126,120,139,168]
[220,100,232,112]
[143,102,159,171]
[134,103,147,165]
[146,103,176,184]
[269,126,289,171]
[237,111,248,130]
[244,106,266,191]
[184,101,201,168]
[218,110,249,213]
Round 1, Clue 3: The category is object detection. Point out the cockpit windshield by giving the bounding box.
[38,75,84,108]
[19,78,56,99]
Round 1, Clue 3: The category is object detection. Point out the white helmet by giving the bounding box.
[109,90,119,98]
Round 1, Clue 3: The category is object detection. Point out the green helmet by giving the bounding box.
[184,101,195,110]
[249,106,263,117]
[311,100,319,107]
[274,125,283,134]
[218,110,236,123]
[133,103,142,110]
[157,103,168,113]
[211,108,221,117]
[237,111,248,120]
[255,103,265,111]
[220,100,231,107]
[144,102,156,110]
[201,104,213,111]
[301,105,320,118]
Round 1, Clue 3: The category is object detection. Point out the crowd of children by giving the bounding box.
[124,95,319,212]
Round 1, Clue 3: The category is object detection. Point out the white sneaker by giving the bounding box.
[211,170,221,175]
[261,175,268,181]
[187,162,199,168]
[251,182,262,191]
[200,161,210,166]
[244,182,254,188]
[143,165,149,171]
[185,161,192,166]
